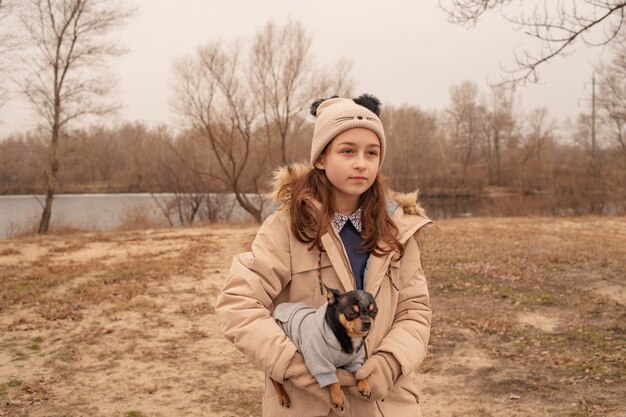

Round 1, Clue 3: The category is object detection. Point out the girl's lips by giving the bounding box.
[350,176,366,180]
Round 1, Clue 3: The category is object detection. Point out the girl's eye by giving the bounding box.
[367,151,379,157]
[341,149,354,155]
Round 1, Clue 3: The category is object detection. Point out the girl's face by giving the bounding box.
[315,128,381,215]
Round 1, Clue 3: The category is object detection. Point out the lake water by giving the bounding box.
[0,193,265,239]
[1,193,623,239]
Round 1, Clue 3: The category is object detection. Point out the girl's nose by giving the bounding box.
[354,153,367,168]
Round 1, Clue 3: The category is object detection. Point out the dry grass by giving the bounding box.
[0,217,624,416]
[419,217,625,416]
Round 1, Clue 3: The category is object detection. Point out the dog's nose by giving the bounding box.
[361,320,371,331]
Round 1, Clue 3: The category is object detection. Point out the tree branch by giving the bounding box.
[441,0,626,85]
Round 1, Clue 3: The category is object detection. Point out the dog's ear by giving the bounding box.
[324,285,342,305]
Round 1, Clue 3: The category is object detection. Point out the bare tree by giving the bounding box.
[14,0,134,233]
[597,34,626,162]
[571,111,613,212]
[0,0,14,111]
[0,1,10,55]
[172,21,353,222]
[440,0,626,84]
[384,105,440,191]
[172,41,265,222]
[148,132,226,226]
[250,21,353,164]
[447,81,486,186]
[516,107,556,191]
[483,85,517,185]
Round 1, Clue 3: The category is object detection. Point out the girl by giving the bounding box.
[215,94,432,417]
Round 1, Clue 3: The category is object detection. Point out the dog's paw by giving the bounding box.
[277,394,290,408]
[331,398,345,411]
[357,378,371,399]
[331,402,345,414]
[329,383,346,412]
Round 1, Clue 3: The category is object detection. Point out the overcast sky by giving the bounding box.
[0,0,608,137]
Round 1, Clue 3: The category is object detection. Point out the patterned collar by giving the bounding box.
[332,208,362,234]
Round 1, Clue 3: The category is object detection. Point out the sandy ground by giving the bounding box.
[0,217,624,417]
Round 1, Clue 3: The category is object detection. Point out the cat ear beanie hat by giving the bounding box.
[309,94,387,167]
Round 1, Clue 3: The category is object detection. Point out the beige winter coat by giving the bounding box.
[215,164,432,417]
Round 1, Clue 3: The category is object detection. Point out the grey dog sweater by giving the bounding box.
[273,302,364,387]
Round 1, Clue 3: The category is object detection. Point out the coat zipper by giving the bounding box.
[331,227,357,289]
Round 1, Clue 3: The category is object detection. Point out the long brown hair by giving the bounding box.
[286,167,404,258]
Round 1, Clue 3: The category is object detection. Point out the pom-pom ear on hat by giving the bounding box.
[309,94,387,167]
[353,94,381,116]
[310,95,338,116]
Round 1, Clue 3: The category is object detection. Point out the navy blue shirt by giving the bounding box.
[337,219,369,290]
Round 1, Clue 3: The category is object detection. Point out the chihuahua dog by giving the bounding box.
[271,286,378,410]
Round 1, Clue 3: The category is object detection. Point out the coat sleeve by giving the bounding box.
[215,211,297,383]
[375,235,432,376]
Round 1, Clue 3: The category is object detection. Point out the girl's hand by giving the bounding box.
[350,352,401,401]
[284,353,351,415]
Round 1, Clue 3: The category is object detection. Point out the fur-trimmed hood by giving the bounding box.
[267,163,430,221]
